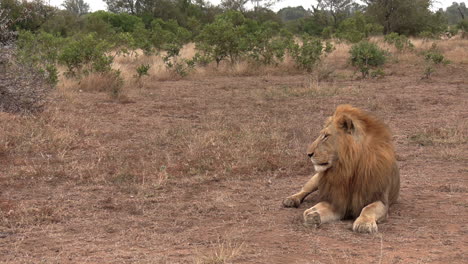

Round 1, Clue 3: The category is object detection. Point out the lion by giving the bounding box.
[283,104,400,233]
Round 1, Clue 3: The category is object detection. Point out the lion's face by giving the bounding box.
[307,119,339,172]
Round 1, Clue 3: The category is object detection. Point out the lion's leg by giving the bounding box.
[283,173,321,208]
[303,201,342,228]
[352,201,388,234]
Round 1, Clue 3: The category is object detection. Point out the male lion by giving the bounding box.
[283,105,400,233]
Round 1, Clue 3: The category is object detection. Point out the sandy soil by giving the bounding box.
[1,53,467,263]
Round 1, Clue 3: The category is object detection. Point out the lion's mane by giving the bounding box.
[319,105,400,218]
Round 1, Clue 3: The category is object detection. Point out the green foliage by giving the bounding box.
[106,70,124,99]
[150,18,191,50]
[418,30,437,40]
[40,10,83,37]
[288,35,333,72]
[16,31,64,85]
[2,0,56,32]
[445,2,468,25]
[459,19,468,32]
[196,11,248,66]
[277,6,309,22]
[370,68,385,79]
[349,41,387,78]
[366,0,446,35]
[384,33,414,51]
[58,33,114,75]
[423,44,447,65]
[421,65,434,79]
[420,43,449,79]
[190,52,213,67]
[289,15,330,37]
[162,43,195,77]
[135,64,151,78]
[86,11,144,33]
[335,12,383,43]
[62,0,90,16]
[245,22,293,65]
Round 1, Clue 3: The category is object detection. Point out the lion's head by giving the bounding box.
[307,104,394,176]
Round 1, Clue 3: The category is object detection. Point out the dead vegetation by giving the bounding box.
[0,38,467,263]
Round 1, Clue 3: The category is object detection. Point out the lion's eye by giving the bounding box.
[323,134,330,140]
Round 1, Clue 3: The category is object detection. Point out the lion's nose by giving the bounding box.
[308,152,314,158]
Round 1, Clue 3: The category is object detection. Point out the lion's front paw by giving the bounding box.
[353,217,378,234]
[282,196,301,208]
[303,208,321,228]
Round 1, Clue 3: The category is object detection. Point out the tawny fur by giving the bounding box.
[283,104,400,232]
[319,105,400,218]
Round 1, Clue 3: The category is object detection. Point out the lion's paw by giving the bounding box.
[303,208,321,228]
[352,217,378,234]
[282,196,301,208]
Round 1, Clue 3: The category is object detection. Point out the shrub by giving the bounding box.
[162,43,195,77]
[150,18,191,50]
[16,31,64,85]
[135,64,151,78]
[423,43,447,65]
[384,33,414,51]
[336,12,383,43]
[349,41,387,78]
[245,22,293,65]
[289,35,333,72]
[58,33,113,76]
[196,11,248,66]
[419,43,449,79]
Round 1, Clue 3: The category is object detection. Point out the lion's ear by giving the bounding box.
[337,114,355,134]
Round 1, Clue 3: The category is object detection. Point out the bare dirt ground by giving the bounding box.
[1,41,467,263]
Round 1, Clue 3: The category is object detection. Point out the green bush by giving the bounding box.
[423,44,448,65]
[59,33,113,76]
[384,33,414,51]
[86,11,144,33]
[162,43,195,77]
[288,35,333,72]
[419,44,449,79]
[245,22,293,65]
[196,11,248,66]
[418,31,437,40]
[335,12,383,43]
[150,19,191,50]
[16,31,64,85]
[135,64,151,78]
[349,41,387,78]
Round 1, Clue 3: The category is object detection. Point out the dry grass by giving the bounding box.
[1,38,467,263]
[409,123,467,146]
[106,37,468,85]
[194,240,244,264]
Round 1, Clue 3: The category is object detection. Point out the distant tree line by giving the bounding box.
[1,0,467,38]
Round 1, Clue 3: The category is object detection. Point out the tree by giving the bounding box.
[277,6,310,22]
[62,0,90,16]
[220,0,248,12]
[445,2,467,24]
[315,0,354,27]
[364,0,437,35]
[250,0,280,10]
[105,0,137,14]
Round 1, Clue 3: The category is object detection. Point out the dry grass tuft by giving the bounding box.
[0,202,62,230]
[194,240,244,264]
[77,71,121,91]
[409,123,467,146]
[0,110,77,156]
